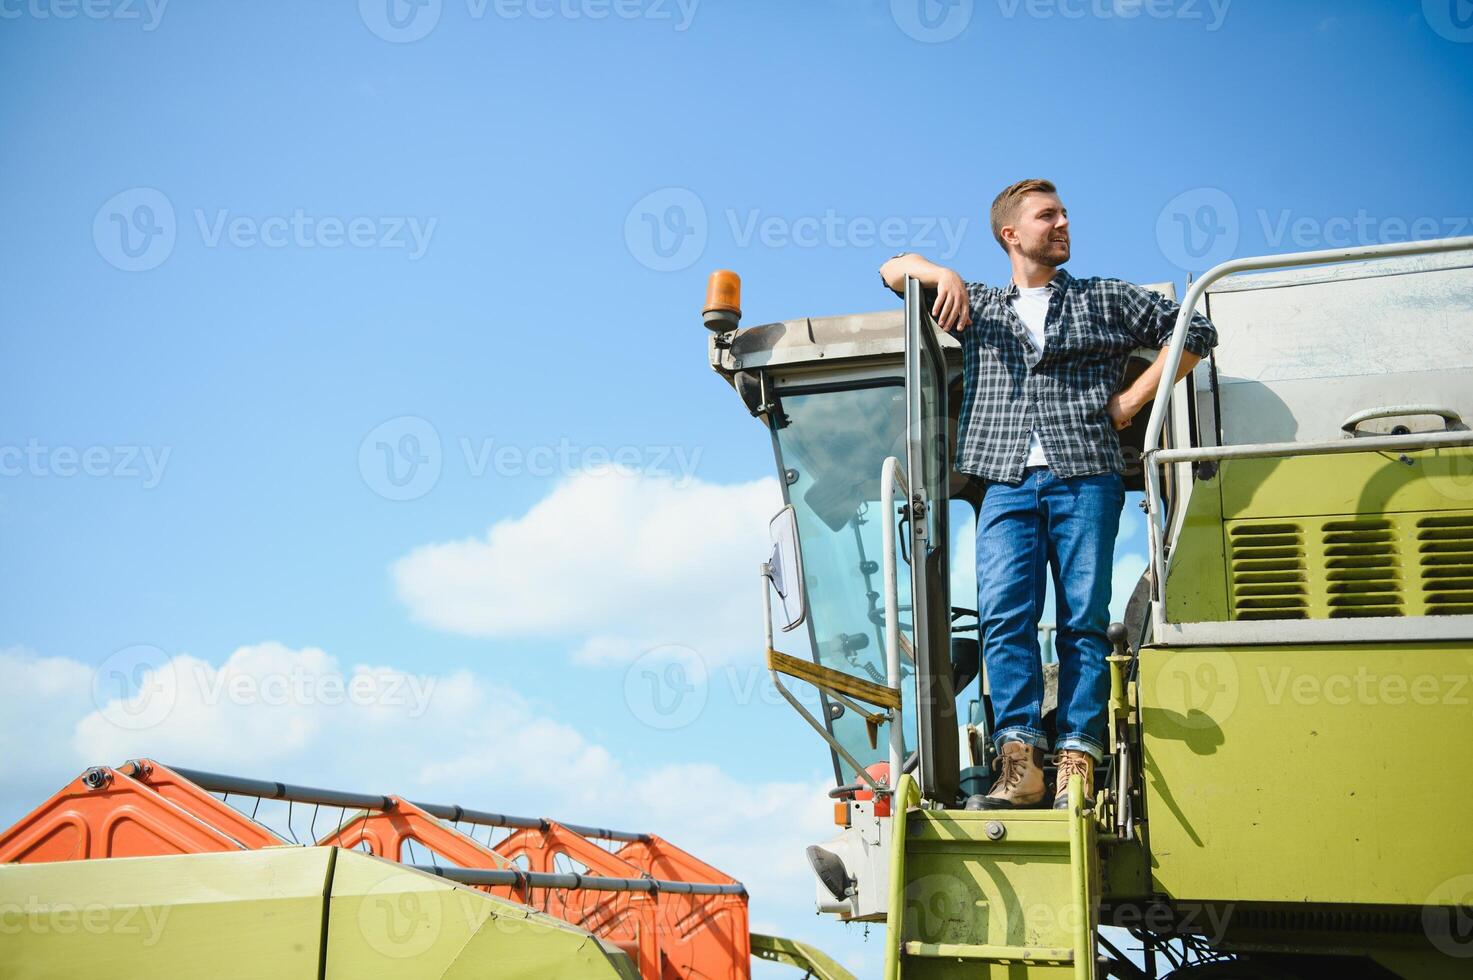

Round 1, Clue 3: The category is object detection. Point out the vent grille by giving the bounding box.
[1224,511,1473,620]
[1417,515,1473,616]
[1228,522,1307,620]
[1322,519,1403,618]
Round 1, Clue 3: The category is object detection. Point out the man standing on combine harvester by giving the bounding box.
[879,179,1218,810]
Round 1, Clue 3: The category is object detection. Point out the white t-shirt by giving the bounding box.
[1011,285,1052,468]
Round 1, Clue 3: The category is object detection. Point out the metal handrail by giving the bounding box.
[879,456,910,784]
[1154,429,1473,464]
[163,763,646,841]
[1138,235,1473,635]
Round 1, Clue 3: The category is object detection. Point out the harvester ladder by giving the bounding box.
[884,774,1099,980]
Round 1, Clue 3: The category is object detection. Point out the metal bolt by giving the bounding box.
[81,768,113,791]
[984,821,1005,841]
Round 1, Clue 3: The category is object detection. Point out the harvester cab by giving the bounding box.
[705,236,1473,978]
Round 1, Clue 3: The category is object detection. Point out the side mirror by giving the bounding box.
[767,505,807,632]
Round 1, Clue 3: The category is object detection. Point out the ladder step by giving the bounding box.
[903,941,1075,964]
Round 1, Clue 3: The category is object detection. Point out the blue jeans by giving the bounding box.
[976,468,1124,762]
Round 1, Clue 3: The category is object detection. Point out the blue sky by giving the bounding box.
[2,1,1471,974]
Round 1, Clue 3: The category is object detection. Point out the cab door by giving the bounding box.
[904,278,960,804]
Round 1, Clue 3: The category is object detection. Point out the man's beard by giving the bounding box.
[1022,237,1070,266]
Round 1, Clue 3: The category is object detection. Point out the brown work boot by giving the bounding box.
[1052,750,1095,810]
[965,741,1045,810]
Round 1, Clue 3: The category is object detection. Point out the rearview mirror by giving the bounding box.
[768,505,807,632]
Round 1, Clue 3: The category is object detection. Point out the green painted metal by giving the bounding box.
[0,847,638,979]
[1167,450,1473,625]
[1219,449,1473,522]
[1139,641,1473,907]
[882,774,1099,980]
[1164,464,1231,625]
[750,932,858,980]
[884,773,921,980]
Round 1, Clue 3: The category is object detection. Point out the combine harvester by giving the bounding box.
[702,236,1473,978]
[0,759,854,978]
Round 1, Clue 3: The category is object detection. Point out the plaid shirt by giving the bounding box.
[953,269,1217,484]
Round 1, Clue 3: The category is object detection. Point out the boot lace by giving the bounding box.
[991,749,1029,793]
[1054,752,1090,793]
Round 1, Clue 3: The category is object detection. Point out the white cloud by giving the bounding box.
[392,467,782,664]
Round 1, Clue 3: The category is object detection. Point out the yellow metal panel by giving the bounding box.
[1220,449,1473,521]
[0,847,330,980]
[326,848,637,980]
[1140,642,1473,906]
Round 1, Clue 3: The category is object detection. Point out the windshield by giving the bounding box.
[772,382,917,782]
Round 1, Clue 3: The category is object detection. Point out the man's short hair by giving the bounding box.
[990,178,1057,250]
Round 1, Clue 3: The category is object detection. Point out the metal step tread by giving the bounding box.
[907,808,1075,846]
[903,940,1075,963]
